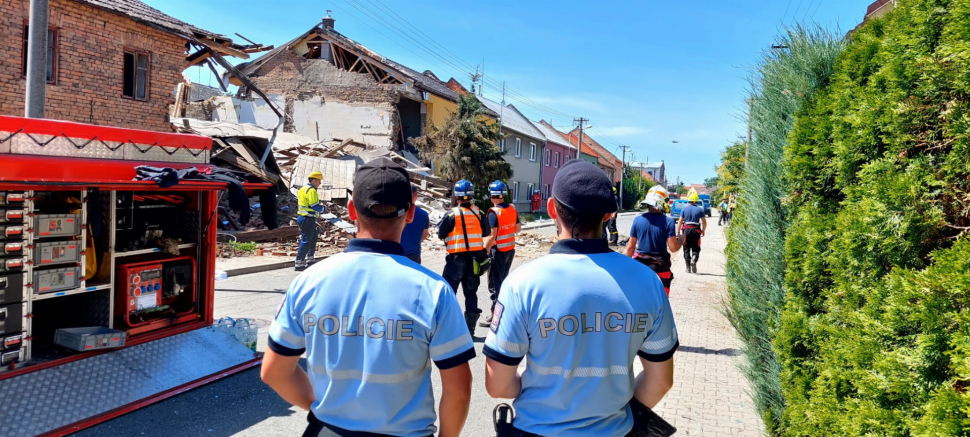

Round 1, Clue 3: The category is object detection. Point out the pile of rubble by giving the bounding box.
[173,117,458,257]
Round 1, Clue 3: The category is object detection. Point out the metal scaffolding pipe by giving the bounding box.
[24,0,49,118]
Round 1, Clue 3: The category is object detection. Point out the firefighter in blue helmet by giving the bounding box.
[438,179,491,334]
[479,180,521,328]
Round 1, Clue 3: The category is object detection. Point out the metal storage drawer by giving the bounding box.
[33,240,81,266]
[0,209,24,223]
[0,258,24,272]
[0,302,23,335]
[0,225,24,239]
[33,214,80,237]
[0,272,24,305]
[2,242,23,255]
[33,266,81,293]
[0,192,25,206]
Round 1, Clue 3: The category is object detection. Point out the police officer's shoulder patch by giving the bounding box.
[490,302,504,333]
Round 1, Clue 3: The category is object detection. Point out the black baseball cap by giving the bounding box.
[352,157,412,218]
[552,159,618,214]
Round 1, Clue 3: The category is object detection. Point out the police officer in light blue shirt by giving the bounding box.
[262,157,476,437]
[484,160,679,437]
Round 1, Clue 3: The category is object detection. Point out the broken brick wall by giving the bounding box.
[244,49,400,148]
[0,0,188,132]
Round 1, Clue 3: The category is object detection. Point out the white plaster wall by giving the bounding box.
[209,94,285,130]
[292,96,394,148]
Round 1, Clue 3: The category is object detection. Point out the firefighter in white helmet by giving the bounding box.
[625,191,682,295]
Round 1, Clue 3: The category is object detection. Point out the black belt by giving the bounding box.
[303,412,432,437]
[493,399,675,437]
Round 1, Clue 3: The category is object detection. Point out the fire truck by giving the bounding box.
[0,115,270,436]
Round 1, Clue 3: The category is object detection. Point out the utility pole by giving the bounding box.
[24,0,49,118]
[574,117,589,152]
[617,145,632,209]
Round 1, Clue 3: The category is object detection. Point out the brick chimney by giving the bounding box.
[322,11,335,30]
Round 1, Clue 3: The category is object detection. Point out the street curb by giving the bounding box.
[223,260,295,277]
[521,220,554,230]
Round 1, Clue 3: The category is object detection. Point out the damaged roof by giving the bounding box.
[476,96,545,141]
[74,0,230,40]
[237,23,460,102]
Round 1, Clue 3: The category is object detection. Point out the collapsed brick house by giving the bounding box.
[216,15,461,151]
[0,0,263,132]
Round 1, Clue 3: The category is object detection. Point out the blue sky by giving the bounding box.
[157,0,871,185]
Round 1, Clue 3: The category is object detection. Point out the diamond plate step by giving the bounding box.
[0,327,255,437]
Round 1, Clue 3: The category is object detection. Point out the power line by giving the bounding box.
[781,0,794,23]
[801,0,816,21]
[790,0,805,23]
[336,0,579,121]
[810,0,825,20]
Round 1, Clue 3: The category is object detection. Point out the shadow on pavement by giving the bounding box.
[678,346,741,356]
[71,360,304,437]
[216,288,287,294]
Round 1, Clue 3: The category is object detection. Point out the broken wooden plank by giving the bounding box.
[228,225,301,242]
[224,137,260,165]
[322,138,354,158]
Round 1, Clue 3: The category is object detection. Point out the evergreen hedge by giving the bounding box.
[724,26,845,433]
[778,0,970,434]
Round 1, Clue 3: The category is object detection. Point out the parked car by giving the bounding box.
[698,194,712,217]
[670,199,690,219]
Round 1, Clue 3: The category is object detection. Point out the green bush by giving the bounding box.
[777,0,970,434]
[724,25,846,433]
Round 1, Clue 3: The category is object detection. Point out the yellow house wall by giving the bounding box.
[425,94,458,130]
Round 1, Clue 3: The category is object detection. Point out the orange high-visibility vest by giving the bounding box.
[490,204,518,252]
[445,206,484,254]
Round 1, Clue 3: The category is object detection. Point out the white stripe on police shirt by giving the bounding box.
[483,239,678,437]
[269,239,476,437]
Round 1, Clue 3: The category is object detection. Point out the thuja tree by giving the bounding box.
[723,26,845,433]
[778,0,970,434]
[411,94,511,207]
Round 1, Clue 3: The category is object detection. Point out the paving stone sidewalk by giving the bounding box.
[646,219,765,436]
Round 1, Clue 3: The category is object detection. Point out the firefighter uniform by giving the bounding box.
[296,176,324,269]
[486,202,518,312]
[680,199,706,273]
[438,197,491,332]
[630,211,677,295]
[268,159,475,437]
[484,161,679,437]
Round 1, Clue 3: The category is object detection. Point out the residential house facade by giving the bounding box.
[640,161,666,186]
[477,97,544,212]
[0,0,253,132]
[567,128,622,185]
[220,15,458,150]
[534,120,577,211]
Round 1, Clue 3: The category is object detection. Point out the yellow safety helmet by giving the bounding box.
[308,171,323,181]
[687,191,700,202]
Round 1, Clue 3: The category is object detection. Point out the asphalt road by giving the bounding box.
[71,212,659,437]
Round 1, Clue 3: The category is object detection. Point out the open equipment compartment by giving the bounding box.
[0,115,269,437]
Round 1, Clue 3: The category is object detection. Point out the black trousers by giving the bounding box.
[607,216,619,244]
[404,253,421,264]
[487,248,515,311]
[718,211,728,225]
[635,253,674,295]
[683,227,701,266]
[442,253,481,314]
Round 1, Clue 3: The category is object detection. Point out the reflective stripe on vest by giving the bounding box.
[491,204,518,252]
[446,206,484,254]
[297,185,319,217]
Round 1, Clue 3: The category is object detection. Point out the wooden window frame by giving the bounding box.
[122,49,151,101]
[21,23,58,85]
